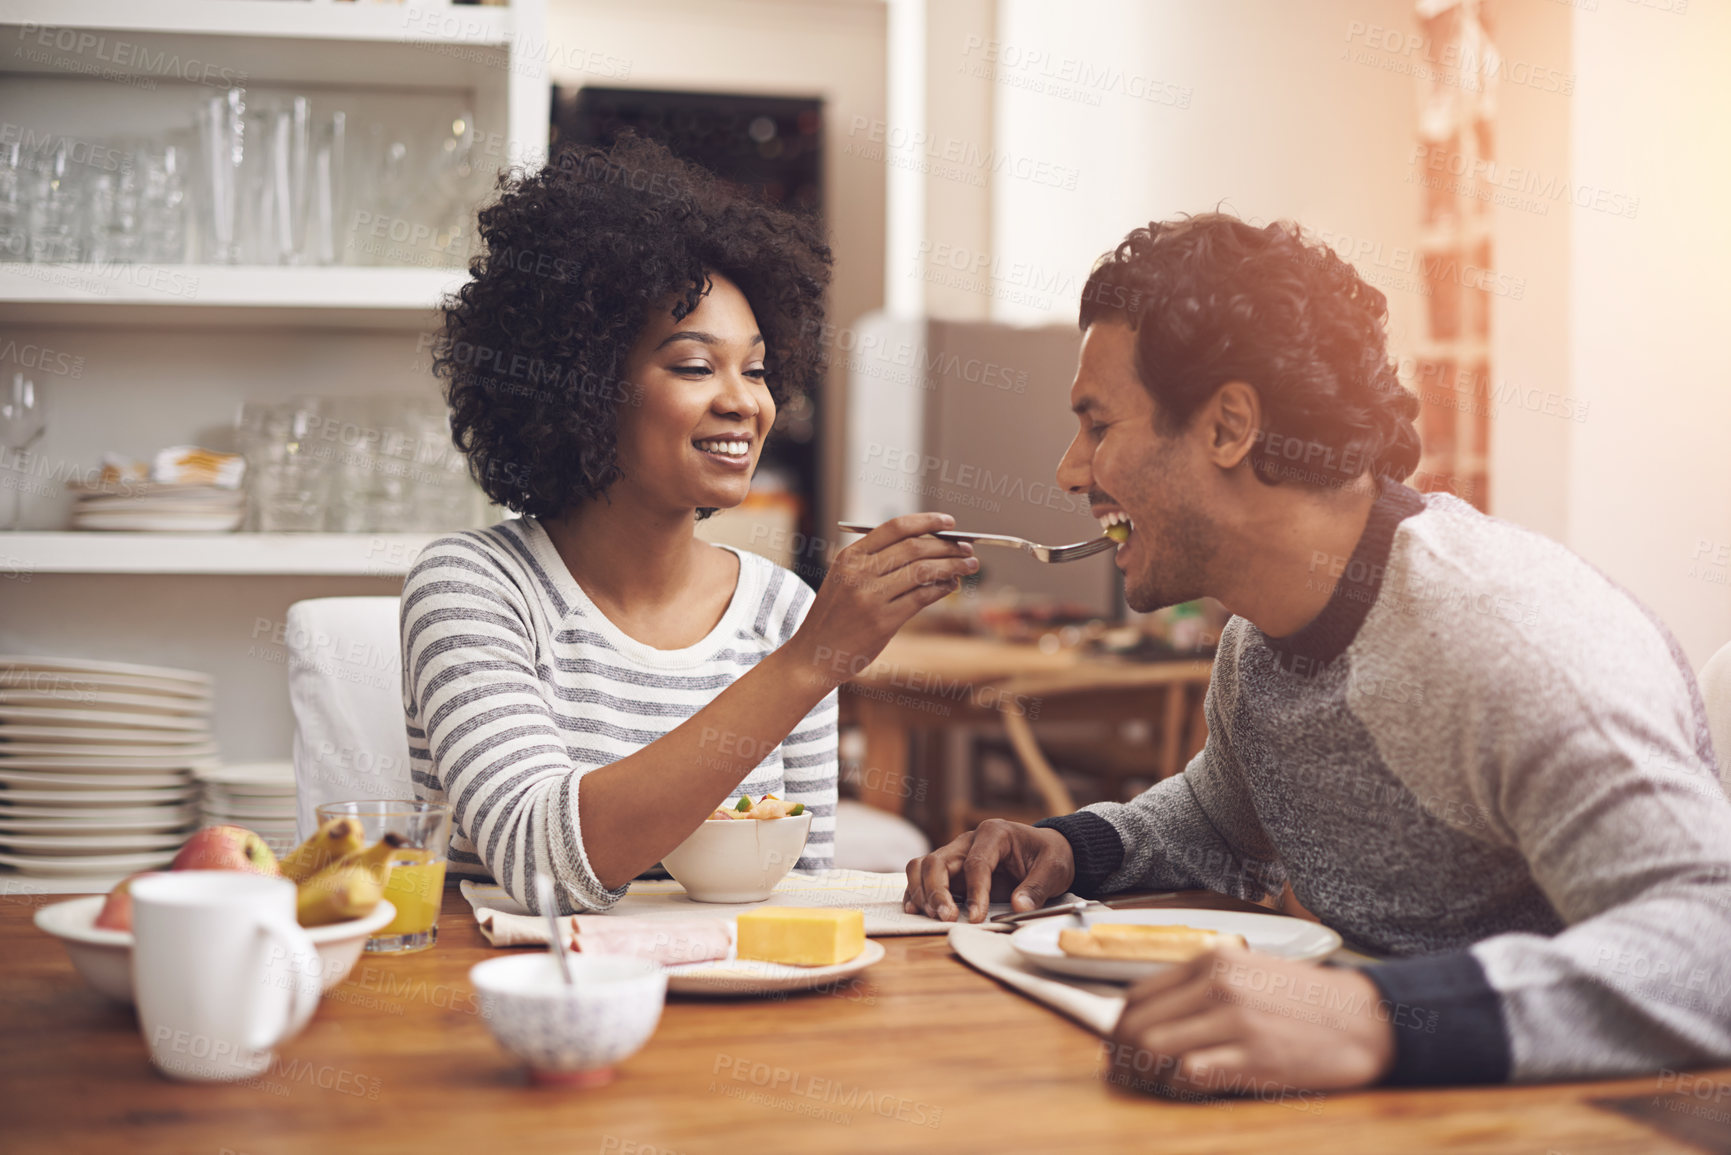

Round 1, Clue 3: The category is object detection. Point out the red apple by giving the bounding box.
[170,825,280,876]
[92,871,165,932]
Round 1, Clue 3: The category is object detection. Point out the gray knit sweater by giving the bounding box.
[1040,480,1731,1084]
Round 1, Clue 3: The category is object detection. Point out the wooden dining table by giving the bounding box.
[3,885,1722,1155]
[840,632,1213,839]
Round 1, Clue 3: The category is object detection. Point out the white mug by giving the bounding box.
[131,871,321,1082]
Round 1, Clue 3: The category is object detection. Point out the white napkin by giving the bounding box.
[948,923,1127,1035]
[947,922,1381,1036]
[462,869,1070,939]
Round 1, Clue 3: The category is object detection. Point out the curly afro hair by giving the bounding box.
[435,132,832,518]
[1079,213,1420,489]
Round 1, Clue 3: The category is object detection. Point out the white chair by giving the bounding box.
[283,595,928,869]
[285,597,414,841]
[1698,640,1731,788]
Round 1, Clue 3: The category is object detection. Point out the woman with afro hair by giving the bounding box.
[400,134,976,913]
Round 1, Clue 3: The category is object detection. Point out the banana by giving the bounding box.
[278,817,366,883]
[296,862,385,927]
[331,832,406,888]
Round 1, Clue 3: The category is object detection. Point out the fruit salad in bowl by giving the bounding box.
[663,794,813,903]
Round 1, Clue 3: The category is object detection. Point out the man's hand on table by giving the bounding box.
[903,819,1076,922]
[1107,943,1395,1096]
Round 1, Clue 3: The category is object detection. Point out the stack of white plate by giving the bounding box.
[0,656,216,879]
[66,481,244,533]
[196,762,298,857]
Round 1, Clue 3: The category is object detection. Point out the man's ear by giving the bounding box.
[1202,381,1261,469]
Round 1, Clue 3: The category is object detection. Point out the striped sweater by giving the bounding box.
[399,517,837,913]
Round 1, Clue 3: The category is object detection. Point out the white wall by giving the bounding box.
[982,0,1424,357]
[1569,0,1731,665]
[1485,0,1573,543]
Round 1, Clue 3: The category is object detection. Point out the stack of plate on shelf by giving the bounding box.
[196,762,299,858]
[66,480,245,533]
[0,656,217,879]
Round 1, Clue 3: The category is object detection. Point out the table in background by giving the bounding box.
[840,633,1212,839]
[1,888,1716,1154]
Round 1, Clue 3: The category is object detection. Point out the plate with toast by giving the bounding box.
[1009,909,1342,984]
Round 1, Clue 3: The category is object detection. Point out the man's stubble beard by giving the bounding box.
[1123,451,1217,615]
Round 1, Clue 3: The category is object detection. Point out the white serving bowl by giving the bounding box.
[470,953,667,1087]
[33,894,398,1003]
[659,812,812,903]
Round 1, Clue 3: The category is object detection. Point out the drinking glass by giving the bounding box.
[314,800,453,955]
[26,141,84,264]
[197,88,246,264]
[138,140,190,264]
[1,373,45,530]
[308,111,345,266]
[0,142,27,262]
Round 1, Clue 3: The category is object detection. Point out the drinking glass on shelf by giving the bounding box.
[314,800,453,955]
[1,373,46,531]
[197,88,246,265]
[138,141,190,265]
[26,141,84,264]
[0,142,27,262]
[307,111,345,266]
[258,96,311,265]
[248,400,331,532]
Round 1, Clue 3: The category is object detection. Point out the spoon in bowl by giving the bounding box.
[534,873,574,988]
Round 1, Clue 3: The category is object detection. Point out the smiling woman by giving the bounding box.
[403,135,978,915]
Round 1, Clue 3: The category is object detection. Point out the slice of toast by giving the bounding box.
[1056,923,1247,962]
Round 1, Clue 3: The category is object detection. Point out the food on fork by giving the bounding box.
[1057,923,1247,962]
[709,793,806,821]
[735,908,865,966]
[1100,510,1132,543]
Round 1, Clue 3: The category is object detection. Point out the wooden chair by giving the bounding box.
[948,661,1212,841]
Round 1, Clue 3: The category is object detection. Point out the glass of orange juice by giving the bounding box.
[314,799,452,955]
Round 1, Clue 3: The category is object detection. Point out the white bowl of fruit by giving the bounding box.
[33,819,402,1004]
[660,794,813,903]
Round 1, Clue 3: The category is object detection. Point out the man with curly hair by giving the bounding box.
[403,135,976,915]
[905,214,1731,1093]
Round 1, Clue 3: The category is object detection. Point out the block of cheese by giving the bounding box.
[735,908,865,967]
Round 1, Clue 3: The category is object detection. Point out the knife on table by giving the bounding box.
[986,893,1182,928]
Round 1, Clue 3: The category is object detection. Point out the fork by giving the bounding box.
[837,521,1117,564]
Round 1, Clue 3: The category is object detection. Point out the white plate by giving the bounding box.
[200,785,298,803]
[0,706,209,733]
[0,770,193,789]
[0,674,211,704]
[0,849,177,876]
[1009,910,1344,984]
[194,761,296,786]
[71,513,244,532]
[0,755,214,773]
[0,830,187,853]
[0,656,211,687]
[0,690,210,717]
[0,751,219,767]
[0,804,197,822]
[0,726,214,747]
[0,787,198,807]
[0,814,194,835]
[663,938,885,996]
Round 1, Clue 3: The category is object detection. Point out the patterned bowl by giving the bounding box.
[469,953,667,1087]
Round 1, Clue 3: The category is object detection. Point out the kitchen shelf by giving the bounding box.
[3,531,442,575]
[0,265,467,328]
[0,0,516,45]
